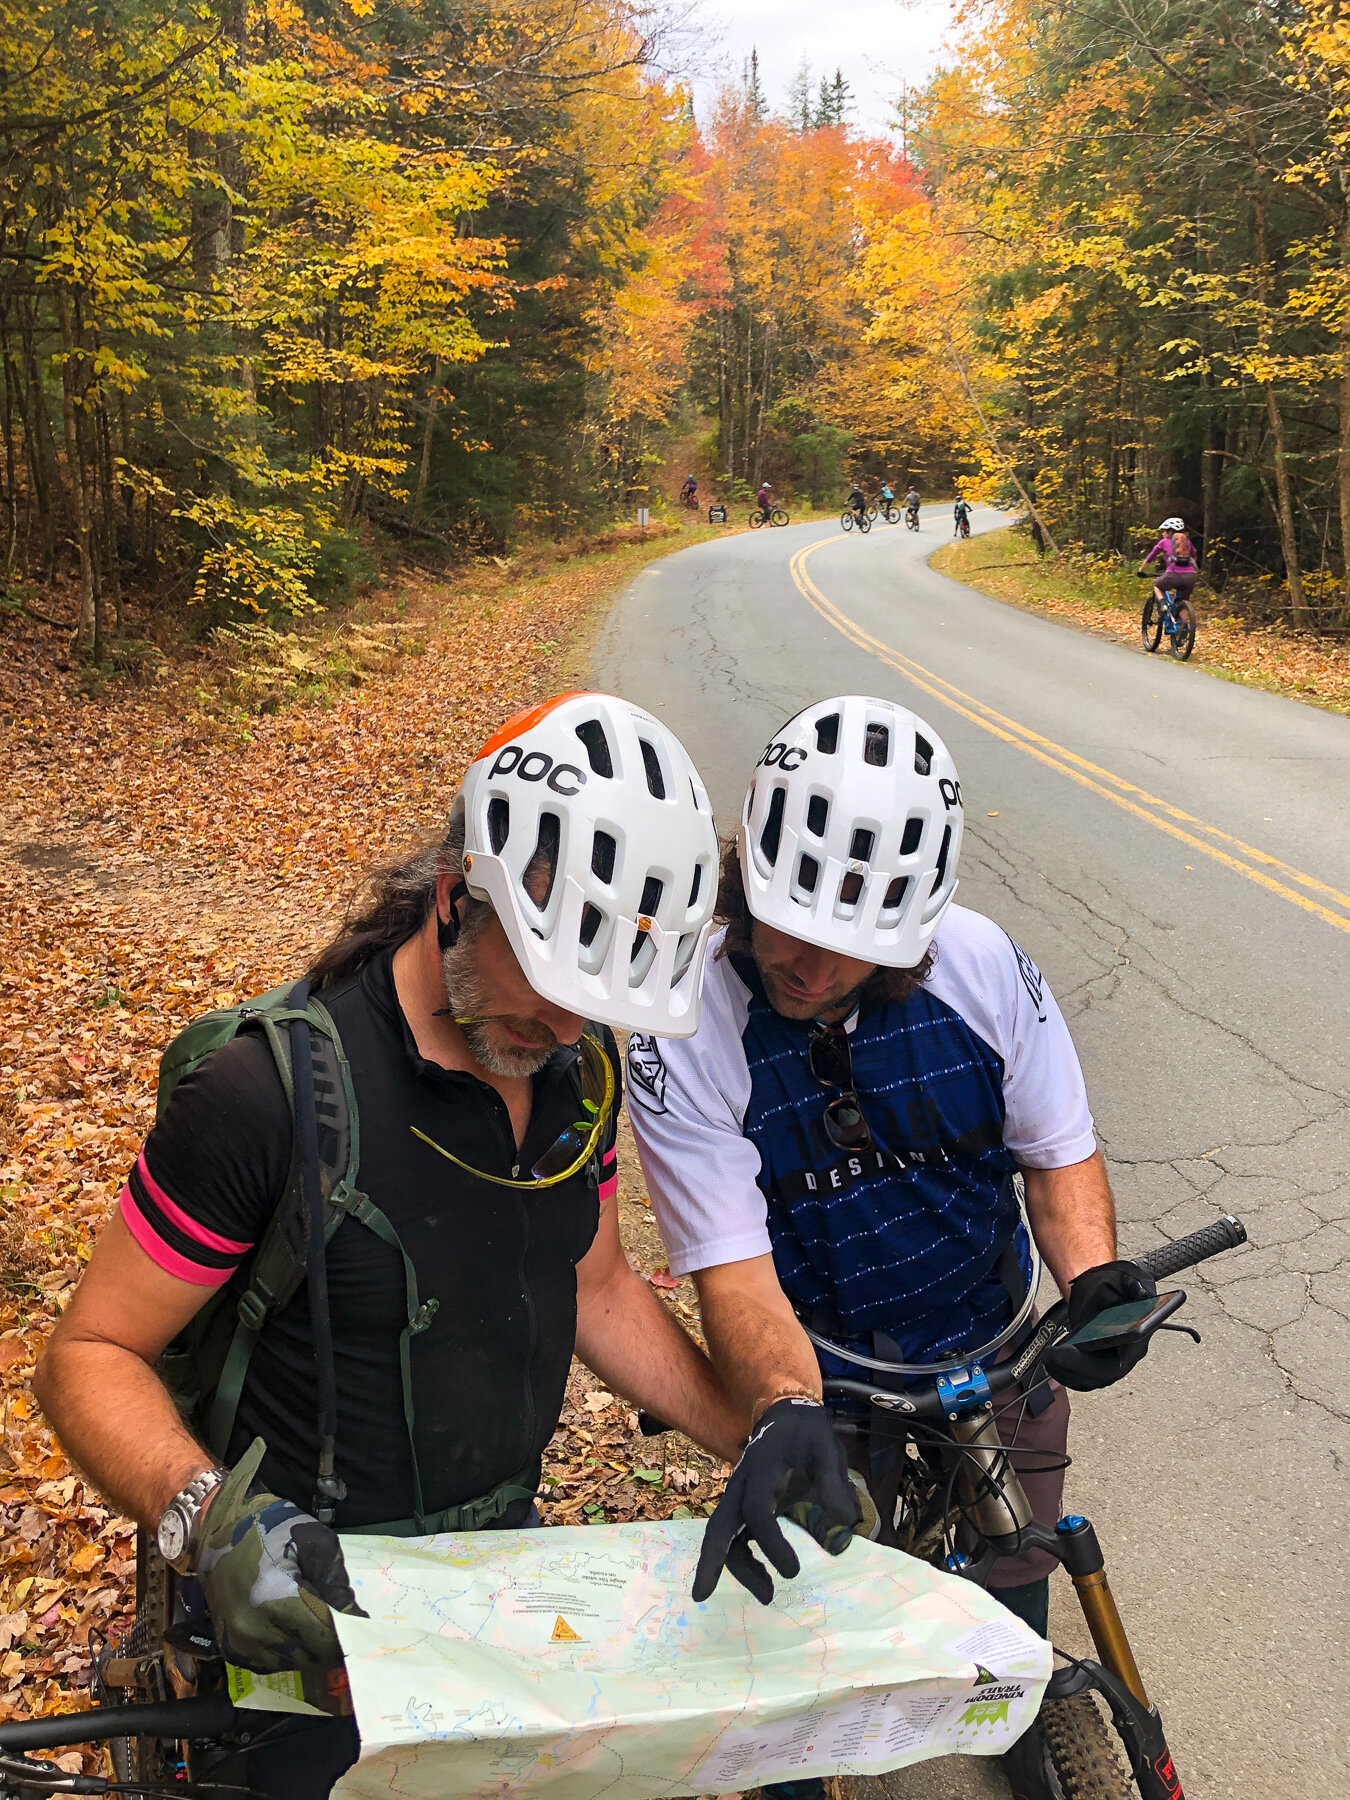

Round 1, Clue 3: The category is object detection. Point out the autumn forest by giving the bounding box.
[1,0,1348,655]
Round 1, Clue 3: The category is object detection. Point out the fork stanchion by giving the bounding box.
[1055,1515,1149,1707]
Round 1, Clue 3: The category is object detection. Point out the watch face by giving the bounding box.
[158,1507,189,1566]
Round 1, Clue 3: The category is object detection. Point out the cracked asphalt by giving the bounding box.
[595,506,1350,1797]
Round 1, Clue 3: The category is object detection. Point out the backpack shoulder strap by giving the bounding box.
[175,985,358,1460]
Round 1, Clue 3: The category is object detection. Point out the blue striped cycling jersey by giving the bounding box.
[627,905,1096,1365]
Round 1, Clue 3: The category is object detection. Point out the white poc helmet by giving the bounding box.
[1160,516,1184,532]
[740,695,963,968]
[454,692,718,1036]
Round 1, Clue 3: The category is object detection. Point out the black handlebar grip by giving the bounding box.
[0,1691,237,1751]
[1134,1215,1247,1282]
[638,1410,671,1437]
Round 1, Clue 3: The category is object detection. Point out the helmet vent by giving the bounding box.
[760,786,786,865]
[849,828,875,862]
[914,734,933,776]
[591,830,617,883]
[797,853,819,894]
[814,713,840,754]
[640,874,664,915]
[487,797,510,853]
[900,816,923,856]
[639,738,666,799]
[688,861,703,908]
[864,723,890,767]
[806,795,829,836]
[529,812,561,909]
[883,876,908,909]
[579,903,603,948]
[575,719,614,777]
[934,823,952,890]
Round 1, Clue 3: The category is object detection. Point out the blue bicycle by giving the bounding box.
[1138,579,1196,660]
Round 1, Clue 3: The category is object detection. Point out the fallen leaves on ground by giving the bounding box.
[0,522,724,1727]
[935,530,1350,715]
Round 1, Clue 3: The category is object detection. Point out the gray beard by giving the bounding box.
[440,931,556,1079]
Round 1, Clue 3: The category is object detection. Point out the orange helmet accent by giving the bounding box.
[472,692,594,762]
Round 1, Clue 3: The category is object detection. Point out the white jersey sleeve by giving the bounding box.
[625,939,771,1277]
[925,905,1097,1169]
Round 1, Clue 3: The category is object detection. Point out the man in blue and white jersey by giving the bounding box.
[628,696,1156,1654]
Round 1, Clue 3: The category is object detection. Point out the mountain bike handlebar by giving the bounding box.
[0,1693,238,1753]
[821,1216,1247,1423]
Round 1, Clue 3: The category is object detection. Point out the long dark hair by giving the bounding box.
[307,819,478,987]
[714,838,935,1006]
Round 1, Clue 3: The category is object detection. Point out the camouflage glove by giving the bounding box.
[195,1437,366,1673]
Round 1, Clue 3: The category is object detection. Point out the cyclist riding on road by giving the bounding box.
[904,485,921,521]
[879,482,895,507]
[848,482,867,522]
[35,694,840,1798]
[1138,516,1197,603]
[626,696,1157,1796]
[954,496,973,534]
[757,481,773,517]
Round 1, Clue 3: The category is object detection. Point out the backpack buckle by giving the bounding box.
[236,1289,269,1333]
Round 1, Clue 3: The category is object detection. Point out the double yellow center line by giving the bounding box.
[788,533,1350,939]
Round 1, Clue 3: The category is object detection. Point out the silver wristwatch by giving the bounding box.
[156,1468,228,1574]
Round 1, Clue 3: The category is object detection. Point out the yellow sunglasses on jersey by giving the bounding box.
[410,1027,614,1189]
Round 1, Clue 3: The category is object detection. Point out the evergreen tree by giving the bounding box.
[788,54,814,133]
[745,46,766,119]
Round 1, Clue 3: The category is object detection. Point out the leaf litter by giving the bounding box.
[0,528,731,1733]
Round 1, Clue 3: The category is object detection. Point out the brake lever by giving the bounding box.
[1156,1321,1201,1345]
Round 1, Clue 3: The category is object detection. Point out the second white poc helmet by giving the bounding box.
[454,692,719,1036]
[740,695,963,966]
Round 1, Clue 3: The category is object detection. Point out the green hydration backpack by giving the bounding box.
[153,978,534,1535]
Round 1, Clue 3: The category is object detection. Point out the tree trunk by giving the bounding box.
[416,355,443,515]
[1338,177,1350,620]
[1252,188,1309,625]
[57,291,96,652]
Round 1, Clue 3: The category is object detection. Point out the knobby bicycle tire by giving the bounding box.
[858,513,871,533]
[906,513,920,531]
[748,510,766,529]
[840,510,854,531]
[866,504,879,520]
[1170,598,1196,659]
[770,508,790,526]
[1038,1692,1135,1800]
[882,505,900,523]
[1141,598,1163,653]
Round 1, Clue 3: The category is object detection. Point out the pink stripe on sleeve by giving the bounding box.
[598,1144,618,1201]
[119,1188,237,1288]
[598,1176,619,1203]
[135,1152,253,1256]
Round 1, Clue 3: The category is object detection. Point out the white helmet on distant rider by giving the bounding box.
[1160,516,1184,532]
[454,693,719,1036]
[739,695,964,969]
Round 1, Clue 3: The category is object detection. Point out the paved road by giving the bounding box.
[595,506,1350,1797]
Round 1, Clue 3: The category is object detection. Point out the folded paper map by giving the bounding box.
[307,1518,1048,1799]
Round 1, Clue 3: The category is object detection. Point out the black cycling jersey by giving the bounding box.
[124,950,615,1527]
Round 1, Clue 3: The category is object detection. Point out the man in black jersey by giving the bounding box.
[35,694,765,1794]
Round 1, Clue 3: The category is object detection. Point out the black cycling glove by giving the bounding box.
[693,1397,861,1606]
[1043,1260,1158,1392]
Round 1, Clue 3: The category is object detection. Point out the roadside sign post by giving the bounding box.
[637,506,649,538]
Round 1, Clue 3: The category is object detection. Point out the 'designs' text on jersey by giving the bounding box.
[627,906,1096,1366]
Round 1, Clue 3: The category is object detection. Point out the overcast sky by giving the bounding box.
[687,0,957,138]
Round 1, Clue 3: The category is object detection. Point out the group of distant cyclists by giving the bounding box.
[680,472,977,537]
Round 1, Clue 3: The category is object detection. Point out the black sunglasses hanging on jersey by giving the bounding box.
[807,1021,876,1153]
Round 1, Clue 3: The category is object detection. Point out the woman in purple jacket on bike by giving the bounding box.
[1138,516,1198,601]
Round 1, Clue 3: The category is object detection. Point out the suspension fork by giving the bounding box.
[1047,1516,1183,1800]
[945,1433,1185,1800]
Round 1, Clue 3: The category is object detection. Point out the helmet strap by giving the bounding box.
[436,880,470,952]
